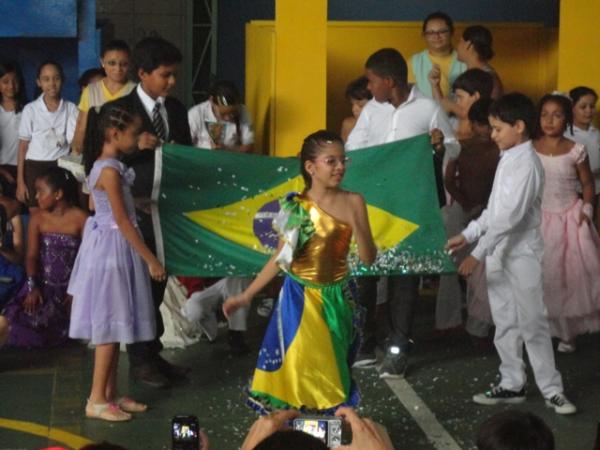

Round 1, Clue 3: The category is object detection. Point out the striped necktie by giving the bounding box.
[152,102,167,142]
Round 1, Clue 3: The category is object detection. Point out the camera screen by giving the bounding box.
[293,419,328,443]
[172,421,198,442]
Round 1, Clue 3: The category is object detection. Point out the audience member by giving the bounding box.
[3,167,86,347]
[0,59,27,198]
[476,410,554,450]
[73,40,135,155]
[77,68,106,92]
[16,61,78,210]
[188,80,254,152]
[340,76,372,142]
[409,11,466,98]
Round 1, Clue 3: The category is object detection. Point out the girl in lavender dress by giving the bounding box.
[534,94,600,353]
[68,103,165,422]
[3,167,87,347]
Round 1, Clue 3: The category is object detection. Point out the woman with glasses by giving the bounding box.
[72,40,136,155]
[408,11,466,99]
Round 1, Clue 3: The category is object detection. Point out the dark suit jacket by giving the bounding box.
[110,88,192,199]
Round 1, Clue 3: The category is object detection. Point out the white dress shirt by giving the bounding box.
[0,106,21,165]
[188,100,254,149]
[18,94,78,161]
[345,85,460,159]
[462,140,544,261]
[564,124,600,192]
[136,84,169,140]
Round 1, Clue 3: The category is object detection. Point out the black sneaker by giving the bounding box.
[545,393,577,415]
[473,386,526,405]
[378,351,408,379]
[130,362,171,389]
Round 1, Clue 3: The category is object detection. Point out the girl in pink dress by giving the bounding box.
[534,94,600,353]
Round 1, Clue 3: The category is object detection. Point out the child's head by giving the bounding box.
[208,80,242,122]
[569,86,598,129]
[488,93,536,150]
[458,26,494,63]
[78,68,106,91]
[365,48,408,103]
[453,69,494,118]
[133,36,182,99]
[83,103,141,174]
[345,76,372,119]
[536,94,573,138]
[300,130,346,190]
[468,98,494,137]
[0,59,27,111]
[476,410,554,450]
[422,11,454,54]
[101,39,131,84]
[36,60,64,99]
[34,167,79,210]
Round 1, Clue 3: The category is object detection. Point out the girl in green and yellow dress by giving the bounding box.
[223,130,376,414]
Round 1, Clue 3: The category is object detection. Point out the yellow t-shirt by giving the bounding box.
[408,52,455,97]
[78,79,136,112]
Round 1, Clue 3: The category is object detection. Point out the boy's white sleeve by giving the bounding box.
[345,107,370,151]
[469,162,541,261]
[462,208,489,243]
[239,106,255,146]
[18,105,33,141]
[188,107,199,146]
[430,105,460,160]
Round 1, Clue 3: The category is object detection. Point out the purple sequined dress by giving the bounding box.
[4,233,80,347]
[68,158,156,345]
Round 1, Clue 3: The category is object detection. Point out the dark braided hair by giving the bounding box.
[299,130,344,189]
[35,166,79,206]
[83,102,138,175]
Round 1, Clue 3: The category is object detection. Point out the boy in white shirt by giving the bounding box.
[446,93,576,414]
[347,48,458,378]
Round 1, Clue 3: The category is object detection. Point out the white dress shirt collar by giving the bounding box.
[136,84,165,117]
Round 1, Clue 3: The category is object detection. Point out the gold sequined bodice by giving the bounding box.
[290,197,353,284]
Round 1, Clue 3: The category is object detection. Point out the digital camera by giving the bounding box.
[292,415,352,448]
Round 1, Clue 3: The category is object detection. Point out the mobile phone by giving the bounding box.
[172,415,200,450]
[292,415,352,448]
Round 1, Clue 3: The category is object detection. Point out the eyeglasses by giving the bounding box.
[105,60,130,68]
[315,156,351,167]
[423,29,450,37]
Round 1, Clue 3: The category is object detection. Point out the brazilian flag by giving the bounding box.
[153,134,454,276]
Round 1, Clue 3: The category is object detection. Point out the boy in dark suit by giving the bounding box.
[111,36,192,388]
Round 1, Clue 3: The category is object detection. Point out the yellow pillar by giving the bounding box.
[273,0,327,156]
[557,0,600,109]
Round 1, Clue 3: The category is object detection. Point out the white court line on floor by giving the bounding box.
[384,378,463,450]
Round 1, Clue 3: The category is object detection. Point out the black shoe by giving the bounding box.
[130,362,170,389]
[228,330,250,356]
[378,350,408,379]
[155,355,191,380]
[473,386,526,405]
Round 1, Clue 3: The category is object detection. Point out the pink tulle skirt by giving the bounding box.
[542,199,600,341]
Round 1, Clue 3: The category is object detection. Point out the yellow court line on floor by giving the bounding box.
[0,417,93,449]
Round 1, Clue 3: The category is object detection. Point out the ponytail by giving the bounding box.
[83,101,138,175]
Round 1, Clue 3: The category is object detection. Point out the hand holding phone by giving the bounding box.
[172,415,201,450]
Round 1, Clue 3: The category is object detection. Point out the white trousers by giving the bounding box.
[486,250,563,398]
[181,277,251,340]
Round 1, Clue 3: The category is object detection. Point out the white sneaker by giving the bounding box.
[557,341,576,353]
[545,393,577,415]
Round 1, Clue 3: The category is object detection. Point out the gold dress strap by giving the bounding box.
[290,197,353,284]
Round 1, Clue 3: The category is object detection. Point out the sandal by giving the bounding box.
[114,396,148,413]
[86,400,132,422]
